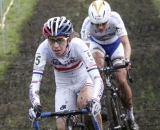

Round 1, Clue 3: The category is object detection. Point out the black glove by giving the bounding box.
[29,105,42,121]
[86,100,93,115]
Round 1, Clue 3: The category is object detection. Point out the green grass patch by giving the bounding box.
[0,0,38,81]
[151,0,160,17]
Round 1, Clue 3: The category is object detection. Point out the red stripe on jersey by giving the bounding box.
[52,61,82,71]
[86,64,97,69]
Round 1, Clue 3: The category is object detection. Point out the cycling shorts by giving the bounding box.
[55,74,93,112]
[89,38,125,66]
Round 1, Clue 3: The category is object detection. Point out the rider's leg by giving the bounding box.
[89,41,105,79]
[92,50,106,94]
[114,65,133,109]
[77,86,103,130]
[56,117,66,130]
[114,65,139,130]
[92,51,105,69]
[55,84,78,130]
[111,42,139,129]
[116,69,134,119]
[56,116,77,130]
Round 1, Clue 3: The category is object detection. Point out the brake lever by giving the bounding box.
[126,67,133,83]
[128,70,133,83]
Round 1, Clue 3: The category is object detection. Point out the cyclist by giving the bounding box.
[80,0,139,130]
[28,16,104,130]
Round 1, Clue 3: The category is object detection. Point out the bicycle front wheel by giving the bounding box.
[109,88,130,130]
[66,118,73,130]
[105,88,114,130]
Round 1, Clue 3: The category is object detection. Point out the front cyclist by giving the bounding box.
[28,16,104,130]
[80,0,139,130]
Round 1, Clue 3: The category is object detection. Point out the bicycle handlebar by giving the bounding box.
[99,64,126,72]
[32,109,101,130]
[99,60,133,83]
[40,109,89,118]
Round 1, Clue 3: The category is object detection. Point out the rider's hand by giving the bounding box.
[86,99,101,117]
[125,58,133,70]
[29,105,42,121]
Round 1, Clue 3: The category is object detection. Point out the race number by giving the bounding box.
[35,56,41,65]
[34,54,46,67]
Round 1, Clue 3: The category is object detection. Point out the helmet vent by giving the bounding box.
[43,16,73,37]
[103,11,105,17]
[91,12,94,18]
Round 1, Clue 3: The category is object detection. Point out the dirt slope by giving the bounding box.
[0,0,160,129]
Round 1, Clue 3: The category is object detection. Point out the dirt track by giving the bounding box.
[0,0,160,129]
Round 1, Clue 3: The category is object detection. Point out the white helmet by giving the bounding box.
[88,0,111,24]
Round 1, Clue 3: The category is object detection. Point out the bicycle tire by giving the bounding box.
[105,88,115,130]
[66,118,73,130]
[110,83,130,130]
[111,94,122,129]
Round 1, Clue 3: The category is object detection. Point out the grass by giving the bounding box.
[0,0,38,81]
[152,0,160,17]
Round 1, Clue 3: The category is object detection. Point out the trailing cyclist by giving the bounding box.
[80,0,139,130]
[28,16,104,130]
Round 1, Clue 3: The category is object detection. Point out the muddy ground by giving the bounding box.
[0,0,160,129]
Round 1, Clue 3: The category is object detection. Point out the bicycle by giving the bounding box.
[32,108,101,130]
[100,55,133,130]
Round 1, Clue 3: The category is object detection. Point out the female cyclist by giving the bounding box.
[28,16,104,130]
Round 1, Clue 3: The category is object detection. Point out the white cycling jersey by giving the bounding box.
[29,37,104,109]
[81,12,127,64]
[81,11,127,45]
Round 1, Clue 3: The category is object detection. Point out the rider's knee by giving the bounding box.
[77,86,93,109]
[56,117,66,130]
[118,78,127,86]
[95,58,104,69]
[116,70,128,87]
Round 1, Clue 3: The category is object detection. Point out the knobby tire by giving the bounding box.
[111,84,130,130]
[105,88,114,130]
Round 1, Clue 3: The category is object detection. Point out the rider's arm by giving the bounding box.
[74,38,104,101]
[82,50,104,101]
[120,35,131,60]
[114,12,131,60]
[80,17,91,47]
[29,52,47,107]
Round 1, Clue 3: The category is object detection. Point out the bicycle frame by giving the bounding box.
[32,109,101,130]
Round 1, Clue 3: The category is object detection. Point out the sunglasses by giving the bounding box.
[48,37,68,45]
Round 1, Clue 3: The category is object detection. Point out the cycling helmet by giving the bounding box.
[43,16,73,37]
[88,0,111,24]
